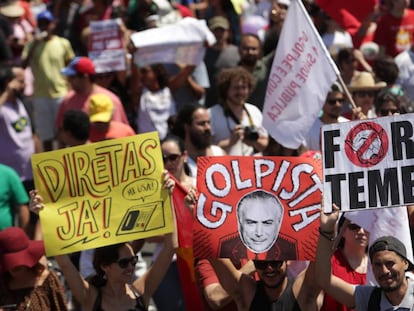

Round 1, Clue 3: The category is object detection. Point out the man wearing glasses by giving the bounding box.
[304,82,349,151]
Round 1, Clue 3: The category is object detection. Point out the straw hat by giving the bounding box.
[0,1,24,18]
[349,72,386,92]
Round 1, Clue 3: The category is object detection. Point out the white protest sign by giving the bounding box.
[130,17,215,66]
[89,18,126,73]
[322,114,414,212]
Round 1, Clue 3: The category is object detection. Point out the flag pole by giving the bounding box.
[296,0,357,110]
[337,73,357,110]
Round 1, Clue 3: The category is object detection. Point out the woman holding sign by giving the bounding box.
[29,171,177,311]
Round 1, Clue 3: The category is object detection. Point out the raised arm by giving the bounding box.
[132,171,178,306]
[315,205,356,308]
[29,190,96,309]
[209,258,256,311]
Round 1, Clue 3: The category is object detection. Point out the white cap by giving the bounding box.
[277,0,291,6]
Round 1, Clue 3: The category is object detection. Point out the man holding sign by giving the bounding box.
[316,207,414,310]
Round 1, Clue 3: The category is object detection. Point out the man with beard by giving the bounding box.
[238,34,273,111]
[316,206,414,310]
[210,258,323,310]
[173,104,225,178]
[303,82,349,151]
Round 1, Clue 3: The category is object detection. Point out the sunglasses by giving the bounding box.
[327,98,345,105]
[347,223,362,231]
[116,256,138,268]
[355,91,375,98]
[253,260,284,270]
[380,108,399,116]
[163,154,181,163]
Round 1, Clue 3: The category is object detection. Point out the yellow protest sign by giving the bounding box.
[31,132,173,256]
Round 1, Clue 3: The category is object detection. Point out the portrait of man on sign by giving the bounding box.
[237,190,283,253]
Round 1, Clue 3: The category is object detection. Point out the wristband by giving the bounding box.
[318,227,335,241]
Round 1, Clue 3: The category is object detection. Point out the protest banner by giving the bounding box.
[193,156,322,261]
[130,17,215,67]
[322,114,414,212]
[262,0,339,150]
[89,18,126,73]
[31,132,173,256]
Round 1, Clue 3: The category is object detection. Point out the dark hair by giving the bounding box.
[162,134,191,176]
[0,64,14,93]
[374,89,401,114]
[171,104,206,139]
[336,48,354,68]
[373,57,399,85]
[89,242,128,287]
[216,67,253,102]
[62,110,90,142]
[150,63,169,89]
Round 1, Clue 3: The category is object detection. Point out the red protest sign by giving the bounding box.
[193,156,322,261]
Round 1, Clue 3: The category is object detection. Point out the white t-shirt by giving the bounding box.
[208,103,267,155]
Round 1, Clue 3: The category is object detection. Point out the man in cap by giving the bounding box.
[88,93,134,142]
[21,9,74,151]
[204,16,240,108]
[316,207,414,310]
[56,56,129,147]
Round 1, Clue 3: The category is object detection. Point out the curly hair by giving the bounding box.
[216,66,254,102]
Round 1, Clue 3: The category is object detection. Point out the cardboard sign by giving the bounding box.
[89,18,126,73]
[31,132,173,256]
[322,114,414,212]
[193,156,322,261]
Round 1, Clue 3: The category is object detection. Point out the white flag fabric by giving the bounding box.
[263,0,340,149]
[345,207,413,285]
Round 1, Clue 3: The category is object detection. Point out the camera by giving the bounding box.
[244,126,259,141]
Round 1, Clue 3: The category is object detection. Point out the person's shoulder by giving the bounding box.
[208,104,224,114]
[94,86,122,103]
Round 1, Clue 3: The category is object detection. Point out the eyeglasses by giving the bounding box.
[116,256,138,268]
[347,223,362,231]
[380,108,399,116]
[355,91,375,98]
[253,260,284,270]
[327,98,345,105]
[163,154,181,163]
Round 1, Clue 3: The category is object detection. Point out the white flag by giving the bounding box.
[263,0,340,149]
[345,207,413,285]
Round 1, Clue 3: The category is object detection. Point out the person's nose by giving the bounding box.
[255,223,263,237]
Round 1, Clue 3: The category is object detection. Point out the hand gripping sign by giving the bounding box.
[193,156,322,261]
[322,114,414,212]
[31,132,173,256]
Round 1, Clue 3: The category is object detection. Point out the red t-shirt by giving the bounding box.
[373,9,414,57]
[89,121,135,142]
[321,249,366,311]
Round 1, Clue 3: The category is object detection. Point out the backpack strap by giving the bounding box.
[367,287,382,311]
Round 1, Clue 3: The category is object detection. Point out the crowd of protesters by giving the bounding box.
[1,0,414,310]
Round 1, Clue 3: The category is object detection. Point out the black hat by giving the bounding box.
[369,236,414,270]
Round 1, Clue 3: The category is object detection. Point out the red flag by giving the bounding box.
[172,179,193,248]
[316,0,376,36]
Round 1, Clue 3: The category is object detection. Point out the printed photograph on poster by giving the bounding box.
[193,155,322,261]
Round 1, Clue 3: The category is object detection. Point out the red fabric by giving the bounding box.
[320,249,366,311]
[56,85,129,129]
[176,249,204,310]
[316,0,376,36]
[172,180,193,248]
[373,9,414,57]
[89,120,135,142]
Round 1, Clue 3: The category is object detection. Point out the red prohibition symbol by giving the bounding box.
[344,121,389,168]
